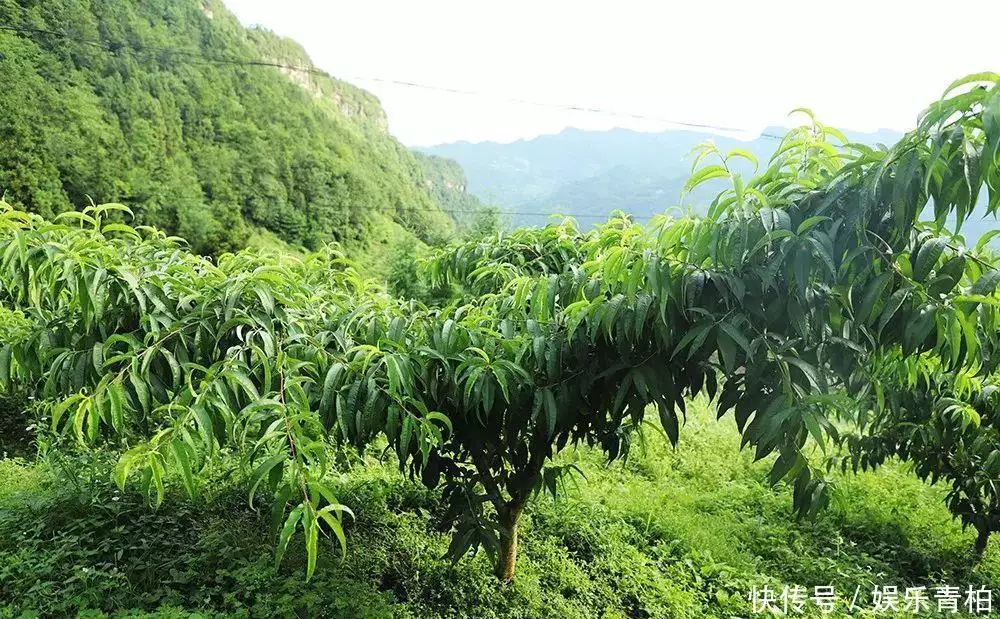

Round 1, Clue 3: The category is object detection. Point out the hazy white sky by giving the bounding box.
[223,0,1000,147]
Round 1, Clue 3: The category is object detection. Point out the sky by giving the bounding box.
[223,0,1000,147]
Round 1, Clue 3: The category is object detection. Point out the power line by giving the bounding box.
[390,206,673,221]
[110,195,672,222]
[0,23,786,141]
[347,76,785,140]
[0,22,756,222]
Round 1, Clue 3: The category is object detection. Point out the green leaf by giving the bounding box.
[784,357,823,392]
[398,414,413,460]
[129,370,151,414]
[904,304,937,352]
[317,505,348,558]
[726,148,758,169]
[975,230,1000,253]
[877,288,910,334]
[718,320,751,355]
[270,484,294,538]
[684,165,729,194]
[970,269,1000,297]
[796,216,830,235]
[425,411,453,437]
[228,369,260,401]
[672,321,712,360]
[658,400,679,446]
[248,453,286,508]
[750,229,795,256]
[942,72,1000,98]
[275,504,304,570]
[107,381,125,432]
[543,388,557,438]
[801,410,825,450]
[0,345,10,387]
[114,447,145,489]
[304,508,319,581]
[913,238,945,282]
[717,331,736,374]
[856,272,891,324]
[929,254,967,296]
[170,440,197,499]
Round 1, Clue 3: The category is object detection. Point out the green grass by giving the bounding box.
[244,217,415,284]
[244,227,306,257]
[343,213,427,284]
[2,399,998,617]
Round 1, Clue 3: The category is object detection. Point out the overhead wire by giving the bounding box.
[0,23,785,141]
[347,75,785,140]
[0,21,776,222]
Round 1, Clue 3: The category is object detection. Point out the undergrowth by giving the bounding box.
[2,399,997,618]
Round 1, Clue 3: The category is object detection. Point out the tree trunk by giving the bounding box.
[975,526,991,557]
[495,502,524,582]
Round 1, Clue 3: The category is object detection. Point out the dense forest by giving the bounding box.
[0,0,473,254]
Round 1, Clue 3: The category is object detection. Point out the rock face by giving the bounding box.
[414,152,484,222]
[275,62,390,133]
[246,26,390,133]
[416,153,471,195]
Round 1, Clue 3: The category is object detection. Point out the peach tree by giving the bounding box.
[3,73,1000,581]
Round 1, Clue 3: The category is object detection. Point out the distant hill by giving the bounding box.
[421,126,1000,243]
[0,0,457,253]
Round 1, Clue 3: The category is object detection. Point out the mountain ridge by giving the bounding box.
[419,123,907,149]
[418,124,1000,242]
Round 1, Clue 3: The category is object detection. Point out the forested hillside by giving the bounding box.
[0,0,455,253]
